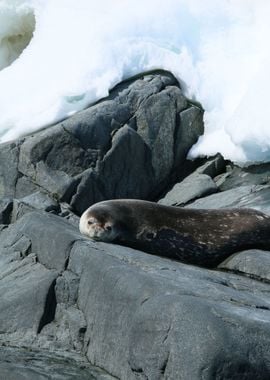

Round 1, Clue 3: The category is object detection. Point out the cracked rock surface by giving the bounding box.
[0,70,203,216]
[0,71,270,379]
[0,212,270,379]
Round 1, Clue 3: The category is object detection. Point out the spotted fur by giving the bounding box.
[80,199,270,268]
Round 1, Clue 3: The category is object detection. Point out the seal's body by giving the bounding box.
[79,199,270,268]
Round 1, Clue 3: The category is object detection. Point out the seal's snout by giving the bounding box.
[104,222,112,231]
[79,209,117,242]
[79,214,102,240]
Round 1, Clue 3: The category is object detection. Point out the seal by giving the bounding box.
[79,199,270,268]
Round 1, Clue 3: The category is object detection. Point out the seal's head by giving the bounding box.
[79,203,121,242]
[80,200,138,243]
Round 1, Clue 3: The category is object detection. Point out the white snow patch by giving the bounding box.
[0,0,270,165]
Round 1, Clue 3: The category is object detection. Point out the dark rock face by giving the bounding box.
[0,198,13,224]
[0,71,270,379]
[0,213,270,380]
[0,71,203,216]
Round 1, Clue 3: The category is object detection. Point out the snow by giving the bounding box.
[0,0,270,164]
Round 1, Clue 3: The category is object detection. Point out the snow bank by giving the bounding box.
[0,0,270,164]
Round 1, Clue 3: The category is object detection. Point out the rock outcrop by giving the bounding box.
[0,70,203,216]
[1,211,270,379]
[0,71,270,379]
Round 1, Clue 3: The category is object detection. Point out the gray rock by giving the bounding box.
[174,106,204,166]
[70,239,270,380]
[0,347,116,380]
[133,86,202,184]
[14,175,41,199]
[55,270,80,306]
[0,198,13,224]
[219,249,270,282]
[11,191,60,223]
[71,125,155,215]
[196,153,226,178]
[59,202,80,228]
[159,173,217,206]
[0,224,7,232]
[0,71,204,217]
[158,154,226,207]
[218,162,270,191]
[2,71,270,380]
[134,88,178,183]
[0,212,81,271]
[187,184,270,214]
[38,304,87,352]
[0,141,20,199]
[0,255,57,334]
[0,211,270,379]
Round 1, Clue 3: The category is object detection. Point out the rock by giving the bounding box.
[70,234,270,380]
[0,212,81,271]
[0,71,204,218]
[196,153,226,178]
[186,184,270,214]
[134,87,182,183]
[1,71,270,380]
[219,249,270,282]
[11,191,60,223]
[174,106,204,166]
[59,202,80,228]
[0,254,58,334]
[1,212,270,379]
[134,86,202,184]
[217,162,270,191]
[0,198,13,224]
[159,173,217,206]
[38,304,87,352]
[71,125,155,215]
[55,270,80,306]
[158,154,226,206]
[0,347,115,380]
[14,175,41,199]
[0,141,20,199]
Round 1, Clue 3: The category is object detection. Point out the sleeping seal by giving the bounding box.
[79,199,270,268]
